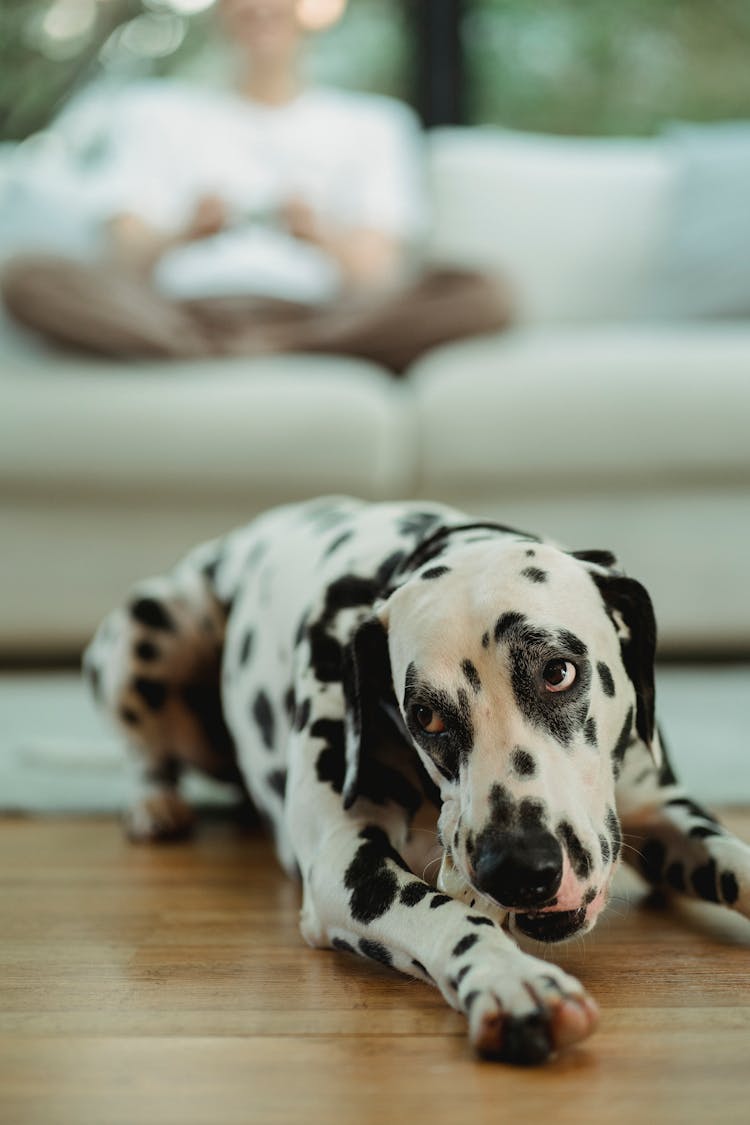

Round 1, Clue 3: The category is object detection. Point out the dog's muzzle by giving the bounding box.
[513,907,588,943]
[473,830,563,911]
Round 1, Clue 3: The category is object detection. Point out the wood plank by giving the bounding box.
[0,811,748,1125]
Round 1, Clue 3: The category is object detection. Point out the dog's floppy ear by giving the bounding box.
[571,548,618,568]
[341,614,393,810]
[590,571,659,761]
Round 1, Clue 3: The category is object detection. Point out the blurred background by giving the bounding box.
[1,0,749,809]
[3,0,750,139]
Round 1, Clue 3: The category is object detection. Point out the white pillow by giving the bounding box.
[426,127,673,324]
[640,122,750,319]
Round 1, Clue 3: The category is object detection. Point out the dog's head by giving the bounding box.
[342,529,658,943]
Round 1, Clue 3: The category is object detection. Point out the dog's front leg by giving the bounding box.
[289,796,598,1064]
[616,729,750,917]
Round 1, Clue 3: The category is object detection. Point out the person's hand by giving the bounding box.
[105,212,173,276]
[182,194,229,242]
[280,195,326,245]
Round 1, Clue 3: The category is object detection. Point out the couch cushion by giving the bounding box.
[410,325,750,491]
[0,348,415,499]
[426,128,672,324]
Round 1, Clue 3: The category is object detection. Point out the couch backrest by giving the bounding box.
[426,127,673,324]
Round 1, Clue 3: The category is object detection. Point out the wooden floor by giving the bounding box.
[1,811,748,1125]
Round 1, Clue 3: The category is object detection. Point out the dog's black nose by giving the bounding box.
[474,831,563,909]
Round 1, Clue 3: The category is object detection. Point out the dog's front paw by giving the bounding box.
[454,953,598,1065]
[124,791,194,843]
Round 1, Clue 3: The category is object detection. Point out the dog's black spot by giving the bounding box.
[400,881,430,907]
[266,769,287,799]
[461,659,481,694]
[358,825,411,872]
[135,640,159,662]
[133,677,167,712]
[129,597,176,632]
[518,798,546,831]
[452,934,480,958]
[498,617,591,747]
[398,511,442,539]
[689,824,721,839]
[639,838,667,884]
[344,835,400,924]
[359,939,393,967]
[466,915,494,928]
[295,697,312,732]
[557,629,588,658]
[526,549,536,558]
[326,575,379,615]
[511,748,536,778]
[691,859,720,904]
[488,783,516,830]
[664,797,720,825]
[455,966,472,987]
[294,615,308,646]
[356,756,423,818]
[422,565,451,580]
[557,821,592,880]
[599,834,611,864]
[202,557,221,584]
[119,706,139,726]
[252,690,275,750]
[463,990,479,1012]
[403,662,473,782]
[84,662,101,703]
[611,706,634,777]
[181,681,236,761]
[665,861,686,892]
[307,623,344,683]
[429,894,452,909]
[597,662,616,697]
[571,548,617,568]
[332,937,355,954]
[325,530,354,557]
[411,958,433,980]
[283,685,295,720]
[494,611,526,642]
[522,567,547,584]
[720,870,739,905]
[313,718,346,794]
[584,716,597,746]
[481,631,490,649]
[239,630,254,665]
[605,807,621,861]
[583,886,597,905]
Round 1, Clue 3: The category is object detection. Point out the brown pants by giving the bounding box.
[1,256,512,375]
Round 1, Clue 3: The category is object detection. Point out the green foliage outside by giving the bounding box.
[466,0,750,135]
[1,0,749,144]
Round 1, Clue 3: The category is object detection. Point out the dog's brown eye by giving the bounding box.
[415,706,446,734]
[543,659,577,692]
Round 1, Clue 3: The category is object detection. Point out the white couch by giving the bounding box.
[2,127,749,657]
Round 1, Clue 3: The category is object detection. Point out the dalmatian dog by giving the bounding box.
[83,497,750,1065]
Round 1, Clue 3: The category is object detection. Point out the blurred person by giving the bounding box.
[1,0,510,374]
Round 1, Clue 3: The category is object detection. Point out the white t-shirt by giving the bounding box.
[38,80,427,302]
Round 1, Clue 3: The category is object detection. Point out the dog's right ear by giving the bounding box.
[341,614,392,810]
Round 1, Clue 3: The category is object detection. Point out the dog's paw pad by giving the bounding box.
[472,1001,553,1065]
[125,792,194,843]
[462,961,598,1064]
